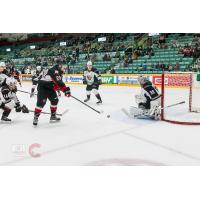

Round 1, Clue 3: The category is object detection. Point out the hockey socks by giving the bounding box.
[33,107,42,126]
[50,106,60,122]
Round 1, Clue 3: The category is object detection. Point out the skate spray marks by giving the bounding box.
[123,132,200,164]
[85,158,165,166]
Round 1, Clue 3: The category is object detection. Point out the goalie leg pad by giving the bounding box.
[129,106,147,118]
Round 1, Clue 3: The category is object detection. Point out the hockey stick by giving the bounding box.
[18,89,37,95]
[71,95,103,114]
[28,109,69,116]
[18,90,103,114]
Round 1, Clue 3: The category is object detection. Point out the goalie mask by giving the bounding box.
[6,78,17,91]
[137,75,148,86]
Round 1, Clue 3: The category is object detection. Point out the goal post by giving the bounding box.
[161,72,200,125]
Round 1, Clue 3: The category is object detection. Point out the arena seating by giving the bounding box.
[0,33,199,74]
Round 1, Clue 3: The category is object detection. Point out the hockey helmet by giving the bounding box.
[87,61,92,66]
[6,77,17,90]
[137,75,148,85]
[36,66,42,72]
[0,62,6,72]
[0,62,6,67]
[87,61,92,70]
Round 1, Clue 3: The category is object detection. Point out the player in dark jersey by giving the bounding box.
[83,61,102,104]
[30,66,43,98]
[130,76,161,120]
[33,59,71,126]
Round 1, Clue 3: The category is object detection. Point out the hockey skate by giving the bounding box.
[1,116,11,123]
[50,115,61,123]
[96,100,102,104]
[84,98,90,102]
[33,116,39,126]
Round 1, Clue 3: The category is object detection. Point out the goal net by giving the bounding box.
[161,72,200,125]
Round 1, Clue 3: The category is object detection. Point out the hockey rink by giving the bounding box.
[0,82,200,166]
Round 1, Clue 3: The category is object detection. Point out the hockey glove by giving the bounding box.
[33,78,39,82]
[98,79,102,85]
[15,102,22,112]
[21,105,29,113]
[64,87,71,97]
[0,102,5,109]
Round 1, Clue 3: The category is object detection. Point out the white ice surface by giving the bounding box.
[0,83,200,166]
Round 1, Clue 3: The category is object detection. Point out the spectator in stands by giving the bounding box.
[142,62,147,71]
[114,51,121,59]
[168,64,173,71]
[158,34,166,46]
[103,53,107,61]
[75,47,79,60]
[132,50,138,60]
[155,62,160,70]
[127,54,132,64]
[172,40,180,48]
[174,62,180,71]
[124,57,129,67]
[107,54,111,61]
[160,63,166,71]
[85,54,90,60]
[110,67,116,74]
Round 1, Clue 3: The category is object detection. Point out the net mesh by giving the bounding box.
[161,72,200,124]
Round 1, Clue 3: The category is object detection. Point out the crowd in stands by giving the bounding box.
[0,33,200,74]
[179,45,200,58]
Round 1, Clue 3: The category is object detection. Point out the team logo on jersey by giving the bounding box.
[87,75,92,80]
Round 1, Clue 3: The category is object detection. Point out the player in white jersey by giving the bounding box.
[0,62,8,88]
[83,61,102,104]
[30,66,43,97]
[129,75,161,120]
[0,77,29,122]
